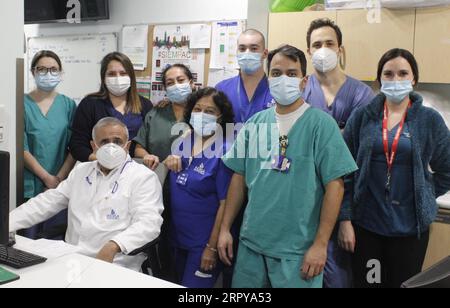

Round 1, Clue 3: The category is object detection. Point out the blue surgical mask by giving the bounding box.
[189,112,218,137]
[381,80,413,105]
[166,82,192,104]
[237,52,263,75]
[269,75,303,106]
[35,73,61,92]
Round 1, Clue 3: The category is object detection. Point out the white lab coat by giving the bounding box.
[10,157,164,272]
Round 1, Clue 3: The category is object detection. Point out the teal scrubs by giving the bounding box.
[24,94,76,199]
[222,106,358,288]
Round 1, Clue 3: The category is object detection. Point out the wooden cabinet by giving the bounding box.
[414,7,450,84]
[268,11,337,75]
[268,7,450,83]
[423,220,450,270]
[336,9,415,81]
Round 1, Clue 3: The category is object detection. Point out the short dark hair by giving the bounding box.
[268,45,307,77]
[377,48,419,86]
[31,50,63,72]
[240,29,266,48]
[307,18,343,48]
[184,87,235,132]
[161,64,194,89]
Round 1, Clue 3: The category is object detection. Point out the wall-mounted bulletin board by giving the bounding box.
[124,21,246,104]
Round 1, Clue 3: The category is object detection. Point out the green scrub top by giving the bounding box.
[133,104,186,161]
[24,94,77,199]
[223,106,358,260]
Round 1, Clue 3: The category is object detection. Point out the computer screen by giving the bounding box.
[25,0,110,24]
[0,151,9,246]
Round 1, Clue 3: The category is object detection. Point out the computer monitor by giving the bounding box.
[401,256,450,288]
[0,151,9,246]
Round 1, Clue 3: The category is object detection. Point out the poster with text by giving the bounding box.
[152,25,205,85]
[210,21,246,70]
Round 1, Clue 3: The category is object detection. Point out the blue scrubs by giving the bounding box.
[303,74,374,129]
[357,123,417,236]
[303,74,374,288]
[170,136,233,288]
[107,101,144,140]
[216,75,275,124]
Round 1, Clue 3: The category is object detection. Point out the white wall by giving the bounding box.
[247,0,271,44]
[25,0,249,38]
[24,0,252,91]
[0,0,24,210]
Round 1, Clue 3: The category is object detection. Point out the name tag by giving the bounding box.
[176,173,189,186]
[271,155,292,174]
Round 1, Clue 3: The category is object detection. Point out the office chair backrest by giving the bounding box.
[133,159,168,186]
[402,256,450,288]
[153,164,168,186]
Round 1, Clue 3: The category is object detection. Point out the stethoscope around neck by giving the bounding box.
[85,159,133,194]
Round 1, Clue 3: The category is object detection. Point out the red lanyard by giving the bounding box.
[383,101,411,186]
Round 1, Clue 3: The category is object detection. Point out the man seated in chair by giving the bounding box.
[9,117,164,272]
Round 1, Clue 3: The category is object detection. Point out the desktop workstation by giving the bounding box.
[1,236,181,288]
[0,151,180,288]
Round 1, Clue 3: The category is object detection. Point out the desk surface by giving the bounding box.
[1,237,181,288]
[437,193,450,210]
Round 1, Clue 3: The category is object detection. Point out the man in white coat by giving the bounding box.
[10,117,164,272]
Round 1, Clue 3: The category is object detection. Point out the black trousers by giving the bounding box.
[352,225,429,288]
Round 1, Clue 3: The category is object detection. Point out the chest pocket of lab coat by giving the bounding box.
[95,191,131,231]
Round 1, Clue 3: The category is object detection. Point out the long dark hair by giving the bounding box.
[184,87,234,132]
[89,52,142,114]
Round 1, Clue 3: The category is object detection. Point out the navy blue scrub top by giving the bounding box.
[357,122,417,236]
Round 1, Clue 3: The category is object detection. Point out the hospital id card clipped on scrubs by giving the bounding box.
[176,157,193,186]
[0,267,20,285]
[272,135,291,173]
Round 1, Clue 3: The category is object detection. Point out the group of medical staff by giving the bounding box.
[9,17,450,288]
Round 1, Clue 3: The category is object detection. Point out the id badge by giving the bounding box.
[271,155,292,173]
[176,173,189,186]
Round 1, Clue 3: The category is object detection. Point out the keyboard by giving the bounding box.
[0,246,47,269]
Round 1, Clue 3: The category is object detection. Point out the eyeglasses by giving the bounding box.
[34,66,61,76]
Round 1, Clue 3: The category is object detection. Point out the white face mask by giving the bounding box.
[105,76,131,97]
[96,143,128,170]
[312,48,339,73]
